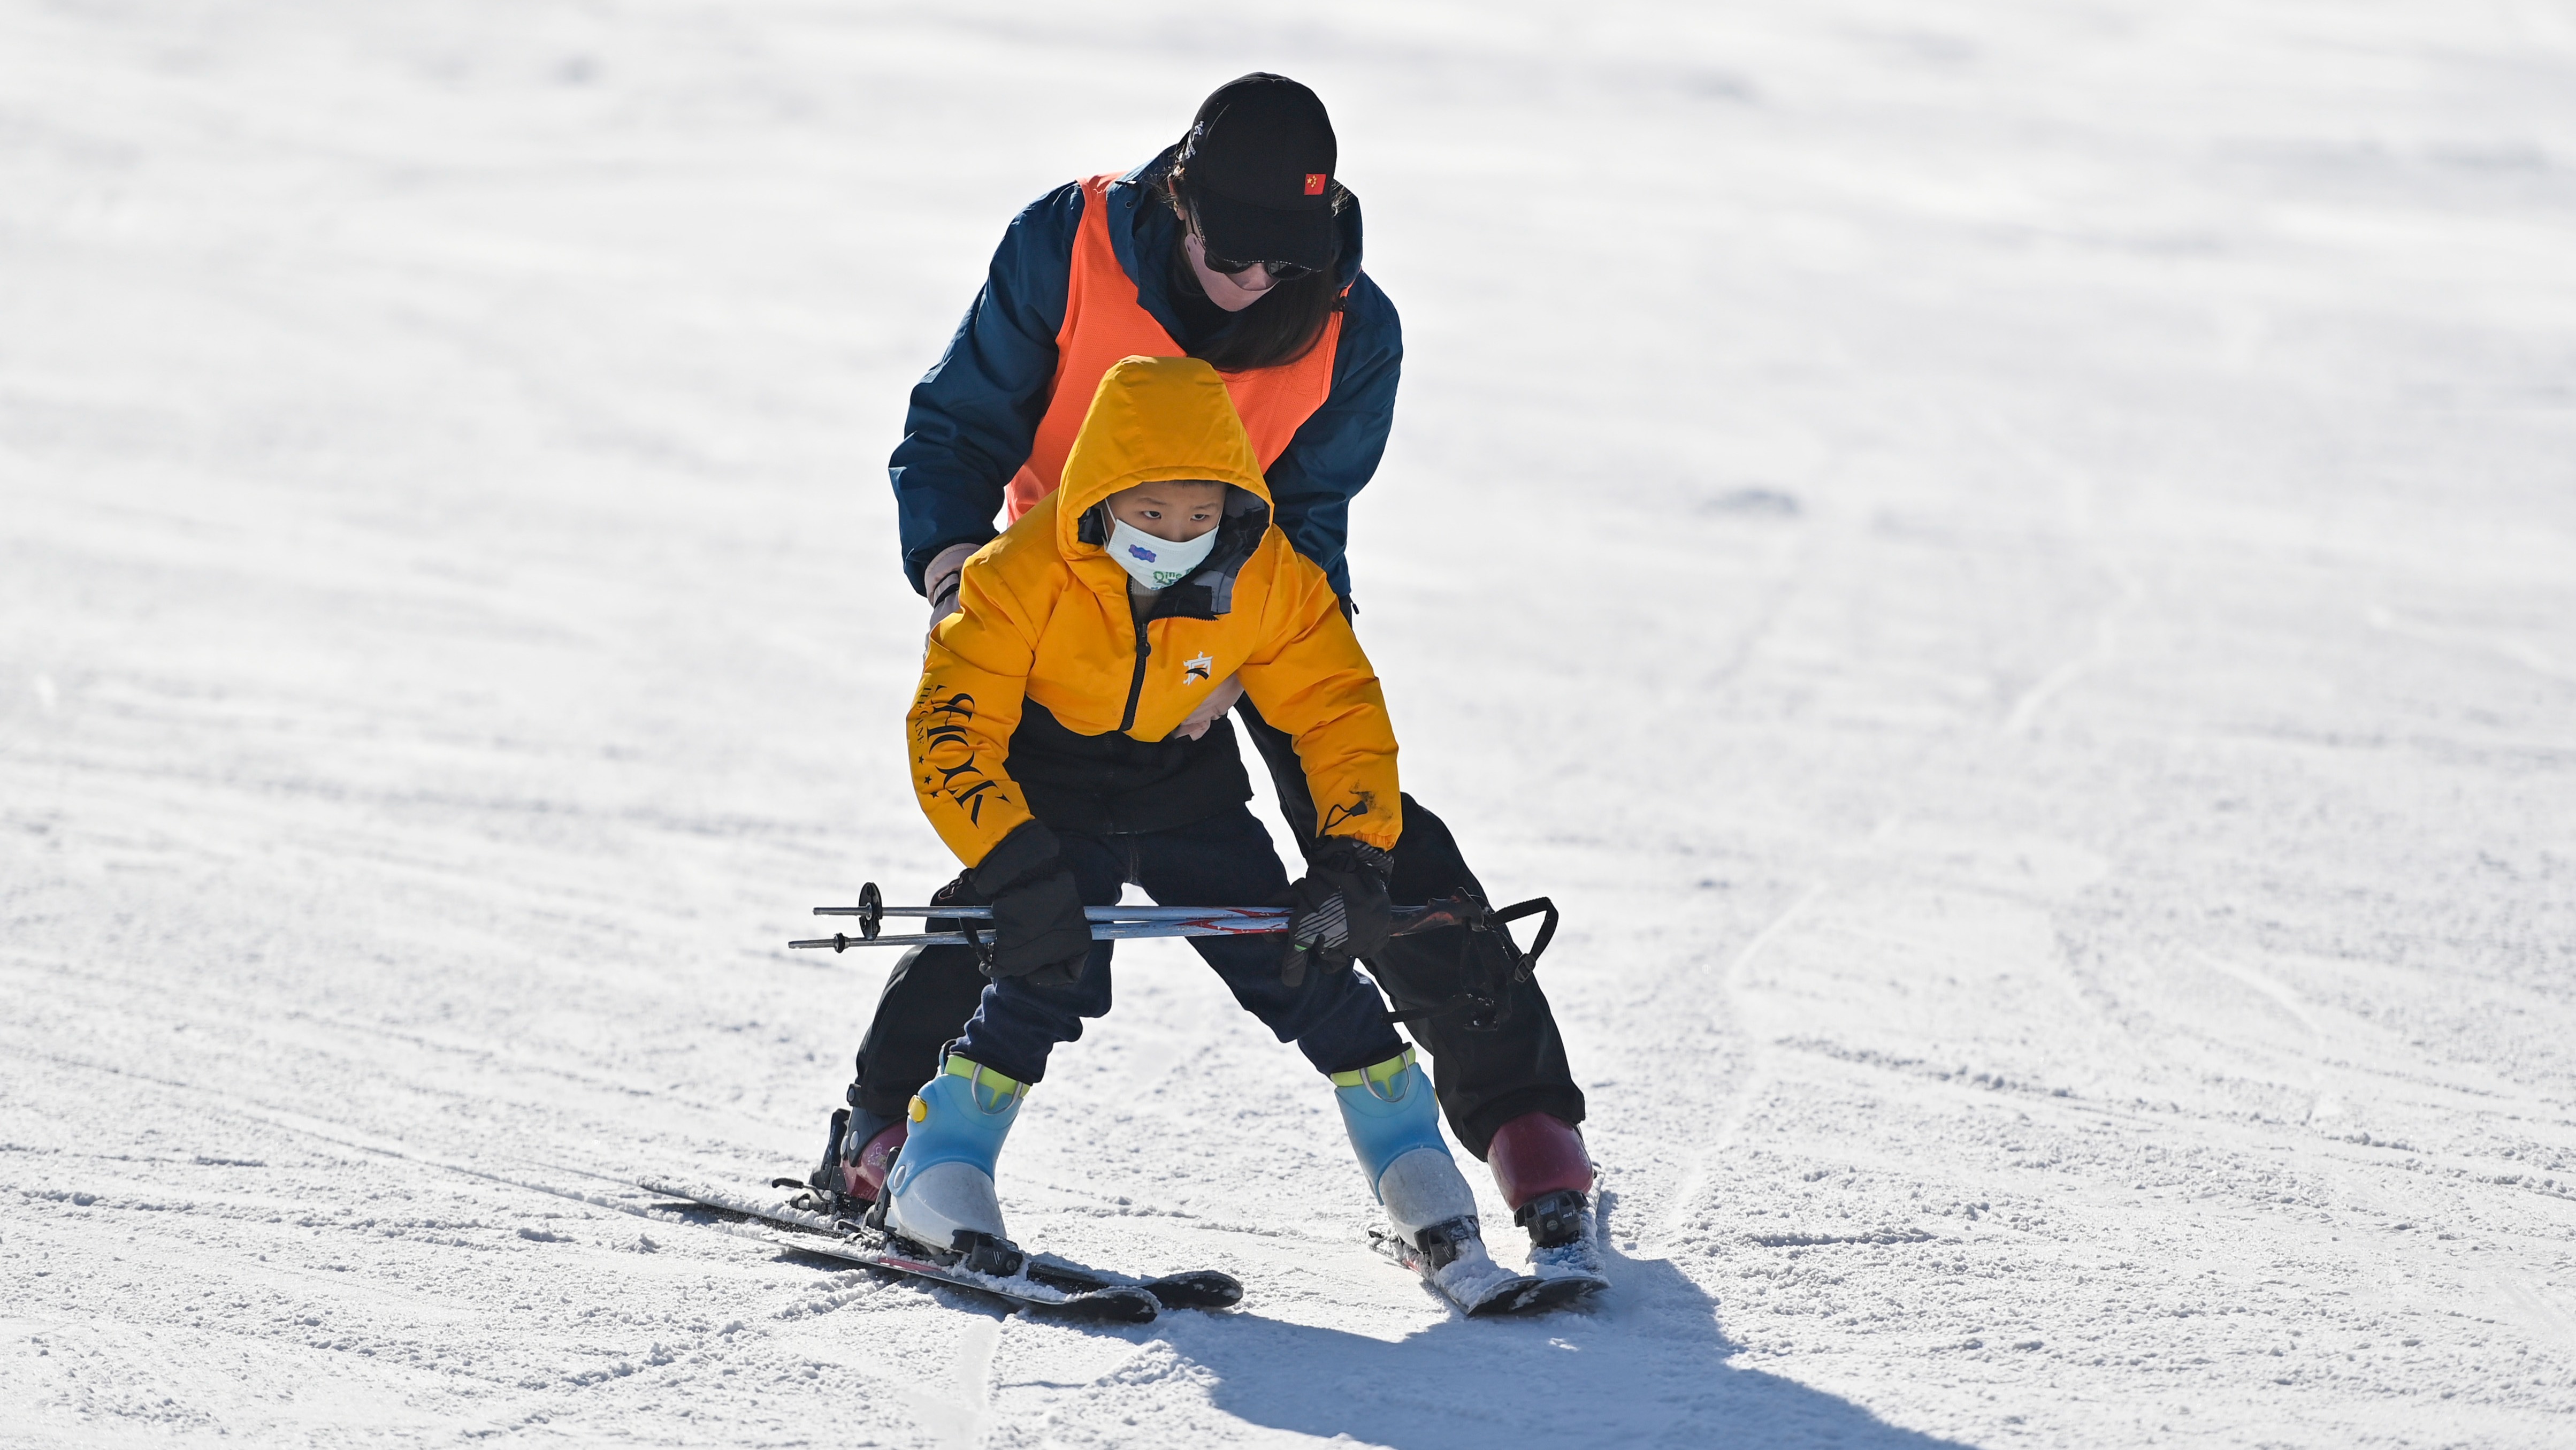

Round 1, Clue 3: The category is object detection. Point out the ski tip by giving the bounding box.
[1064,1287,1163,1325]
[1143,1269,1244,1311]
[872,1258,1160,1325]
[1461,1276,1545,1318]
[1498,1274,1608,1316]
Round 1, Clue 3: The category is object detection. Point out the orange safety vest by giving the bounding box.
[1004,173,1344,523]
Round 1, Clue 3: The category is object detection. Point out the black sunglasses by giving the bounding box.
[1188,210,1318,280]
[1203,252,1317,281]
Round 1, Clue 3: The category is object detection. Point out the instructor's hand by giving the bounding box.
[969,822,1090,986]
[924,540,980,636]
[1280,839,1395,988]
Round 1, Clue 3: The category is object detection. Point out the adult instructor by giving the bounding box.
[811,74,1598,1271]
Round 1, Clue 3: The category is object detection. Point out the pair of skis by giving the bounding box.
[748,883,1596,1318]
[643,1176,1605,1321]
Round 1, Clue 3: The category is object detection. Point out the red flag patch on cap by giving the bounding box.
[1303,173,1327,196]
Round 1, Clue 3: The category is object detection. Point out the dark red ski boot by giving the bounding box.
[790,1103,906,1217]
[1488,1111,1604,1285]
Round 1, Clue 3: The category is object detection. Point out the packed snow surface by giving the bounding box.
[6,2,2574,1445]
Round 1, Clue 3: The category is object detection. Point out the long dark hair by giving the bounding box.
[1156,165,1346,374]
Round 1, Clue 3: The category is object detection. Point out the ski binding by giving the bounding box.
[1372,1215,1601,1317]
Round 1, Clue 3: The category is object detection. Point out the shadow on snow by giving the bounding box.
[1148,1189,1977,1449]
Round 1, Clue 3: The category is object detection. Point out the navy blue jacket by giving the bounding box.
[889,148,1402,600]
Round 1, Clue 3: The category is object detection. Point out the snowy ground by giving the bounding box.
[6,1,2575,1445]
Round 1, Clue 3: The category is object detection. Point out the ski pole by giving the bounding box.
[785,882,1562,1033]
[820,903,1292,925]
[785,882,1503,953]
[790,919,1292,951]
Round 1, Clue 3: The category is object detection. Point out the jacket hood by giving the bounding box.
[1054,355,1272,570]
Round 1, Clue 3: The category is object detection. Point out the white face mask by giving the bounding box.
[1104,514,1219,591]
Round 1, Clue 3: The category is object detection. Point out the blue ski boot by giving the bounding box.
[881,1054,1028,1275]
[1334,1048,1538,1315]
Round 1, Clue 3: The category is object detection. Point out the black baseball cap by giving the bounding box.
[1178,74,1339,272]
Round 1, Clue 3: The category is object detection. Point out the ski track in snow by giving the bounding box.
[6,1,2575,1445]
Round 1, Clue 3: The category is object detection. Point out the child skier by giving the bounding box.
[878,353,1523,1306]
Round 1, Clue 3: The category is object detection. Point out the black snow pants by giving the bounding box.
[851,699,1586,1160]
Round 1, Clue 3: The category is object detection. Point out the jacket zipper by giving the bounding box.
[1118,606,1152,733]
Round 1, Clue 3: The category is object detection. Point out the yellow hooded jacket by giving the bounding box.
[908,355,1401,868]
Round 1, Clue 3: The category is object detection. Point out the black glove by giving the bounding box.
[1280,838,1395,988]
[969,821,1090,987]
